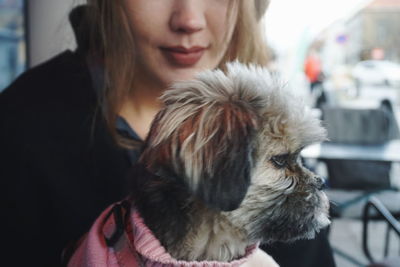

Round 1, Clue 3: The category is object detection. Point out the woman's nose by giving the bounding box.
[169,0,206,34]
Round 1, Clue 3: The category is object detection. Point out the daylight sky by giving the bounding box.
[264,0,373,52]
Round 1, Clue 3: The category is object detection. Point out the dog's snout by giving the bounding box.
[315,176,326,190]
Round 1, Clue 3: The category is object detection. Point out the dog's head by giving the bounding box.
[140,62,329,244]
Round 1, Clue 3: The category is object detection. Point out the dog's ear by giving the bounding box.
[141,73,259,211]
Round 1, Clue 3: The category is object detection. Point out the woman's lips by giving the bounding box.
[161,46,206,66]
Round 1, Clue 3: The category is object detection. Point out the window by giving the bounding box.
[0,0,26,92]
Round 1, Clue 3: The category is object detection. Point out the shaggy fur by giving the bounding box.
[132,62,330,262]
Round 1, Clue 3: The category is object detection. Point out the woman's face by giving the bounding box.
[123,0,238,89]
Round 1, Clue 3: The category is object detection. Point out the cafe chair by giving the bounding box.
[362,197,400,267]
[321,105,400,219]
[318,105,400,265]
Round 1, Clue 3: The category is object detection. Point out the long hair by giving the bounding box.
[85,0,270,146]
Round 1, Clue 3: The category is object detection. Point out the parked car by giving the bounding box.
[352,60,400,88]
[311,64,400,110]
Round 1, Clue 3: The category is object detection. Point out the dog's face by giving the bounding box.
[227,104,330,244]
[140,62,330,245]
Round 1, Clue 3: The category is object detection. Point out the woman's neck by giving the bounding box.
[119,80,165,140]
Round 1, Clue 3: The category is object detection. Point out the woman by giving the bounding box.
[86,0,269,144]
[0,0,333,266]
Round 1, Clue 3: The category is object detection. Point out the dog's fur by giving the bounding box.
[131,62,330,262]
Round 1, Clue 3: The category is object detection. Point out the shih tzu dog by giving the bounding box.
[132,63,330,263]
[68,62,330,267]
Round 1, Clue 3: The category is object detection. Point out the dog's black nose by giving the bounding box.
[315,176,326,190]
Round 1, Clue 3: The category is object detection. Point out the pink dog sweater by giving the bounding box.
[68,203,279,267]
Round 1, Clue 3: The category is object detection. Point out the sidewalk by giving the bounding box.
[329,218,400,267]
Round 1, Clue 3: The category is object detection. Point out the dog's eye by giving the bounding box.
[270,154,289,169]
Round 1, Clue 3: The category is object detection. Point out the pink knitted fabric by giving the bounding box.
[130,209,258,267]
[68,203,259,267]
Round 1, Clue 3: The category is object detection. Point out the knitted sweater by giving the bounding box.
[68,203,279,267]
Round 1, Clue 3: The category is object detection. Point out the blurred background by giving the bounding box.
[264,0,400,113]
[1,0,399,266]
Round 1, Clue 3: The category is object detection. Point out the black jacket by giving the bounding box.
[0,50,131,266]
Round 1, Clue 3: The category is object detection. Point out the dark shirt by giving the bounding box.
[115,116,142,163]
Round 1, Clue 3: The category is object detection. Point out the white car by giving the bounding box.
[352,60,400,88]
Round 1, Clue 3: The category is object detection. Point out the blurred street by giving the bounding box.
[338,85,400,109]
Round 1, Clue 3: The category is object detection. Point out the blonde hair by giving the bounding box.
[221,1,270,67]
[85,0,270,144]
